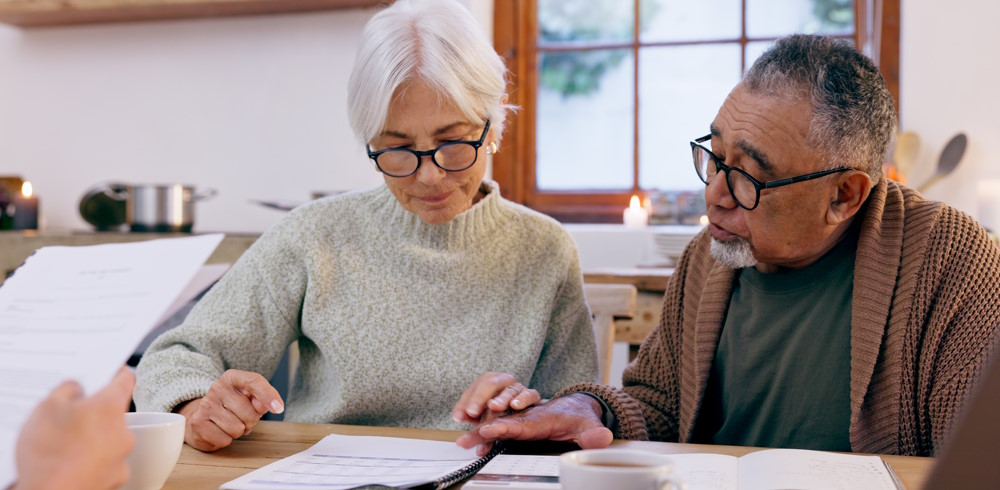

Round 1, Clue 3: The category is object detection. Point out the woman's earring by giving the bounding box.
[487,142,498,155]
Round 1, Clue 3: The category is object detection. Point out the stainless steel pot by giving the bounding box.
[126,184,216,232]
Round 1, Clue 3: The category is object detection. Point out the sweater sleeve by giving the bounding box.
[134,216,310,413]
[530,241,600,398]
[920,208,1000,455]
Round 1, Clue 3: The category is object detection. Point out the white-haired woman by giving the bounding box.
[135,0,598,452]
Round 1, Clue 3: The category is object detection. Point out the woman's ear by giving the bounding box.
[827,171,873,225]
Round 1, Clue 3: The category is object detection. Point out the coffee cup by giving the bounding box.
[559,448,682,490]
[121,412,186,490]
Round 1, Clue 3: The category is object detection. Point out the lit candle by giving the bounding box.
[623,195,649,228]
[12,181,39,230]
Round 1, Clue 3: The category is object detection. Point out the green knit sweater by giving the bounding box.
[135,180,598,430]
[561,178,1000,456]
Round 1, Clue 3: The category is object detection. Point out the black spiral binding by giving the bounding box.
[426,442,507,489]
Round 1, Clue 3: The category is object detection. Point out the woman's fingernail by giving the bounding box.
[270,400,284,414]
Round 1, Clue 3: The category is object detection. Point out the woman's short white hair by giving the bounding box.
[348,0,512,145]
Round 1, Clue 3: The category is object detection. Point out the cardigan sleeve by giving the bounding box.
[134,215,310,413]
[918,207,1000,455]
[554,237,703,442]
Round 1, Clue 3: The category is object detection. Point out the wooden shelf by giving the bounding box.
[0,0,383,27]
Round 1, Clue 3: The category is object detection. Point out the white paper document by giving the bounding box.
[0,234,224,488]
[221,434,482,489]
[465,450,901,490]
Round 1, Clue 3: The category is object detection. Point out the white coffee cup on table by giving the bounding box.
[559,448,683,490]
[121,412,185,490]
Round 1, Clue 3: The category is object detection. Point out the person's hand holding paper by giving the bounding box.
[13,367,136,490]
[0,234,224,487]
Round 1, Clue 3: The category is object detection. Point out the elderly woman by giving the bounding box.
[135,0,598,452]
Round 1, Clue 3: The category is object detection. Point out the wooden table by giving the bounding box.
[164,421,934,489]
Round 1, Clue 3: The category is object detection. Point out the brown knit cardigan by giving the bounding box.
[561,179,1000,456]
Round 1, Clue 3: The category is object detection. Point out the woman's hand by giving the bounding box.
[14,367,136,490]
[176,369,284,452]
[451,372,541,425]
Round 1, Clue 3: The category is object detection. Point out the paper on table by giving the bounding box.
[464,453,738,490]
[221,434,480,490]
[466,450,897,490]
[0,234,224,488]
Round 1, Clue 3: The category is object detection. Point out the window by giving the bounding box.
[493,0,900,222]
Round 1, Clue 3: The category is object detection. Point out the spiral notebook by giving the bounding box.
[220,434,504,490]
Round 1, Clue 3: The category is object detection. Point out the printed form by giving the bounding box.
[0,235,224,488]
[221,434,481,489]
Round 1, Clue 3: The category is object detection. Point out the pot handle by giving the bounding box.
[191,188,218,202]
[101,183,129,201]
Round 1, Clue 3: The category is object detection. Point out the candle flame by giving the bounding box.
[700,214,709,225]
[629,195,641,210]
[21,181,33,198]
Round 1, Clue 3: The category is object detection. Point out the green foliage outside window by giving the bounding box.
[539,0,854,99]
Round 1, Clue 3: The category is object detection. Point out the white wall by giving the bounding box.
[0,1,493,233]
[900,0,1000,222]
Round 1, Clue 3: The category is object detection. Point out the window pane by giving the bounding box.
[746,0,854,38]
[639,0,741,43]
[538,0,634,45]
[537,50,634,191]
[745,40,774,72]
[638,44,741,191]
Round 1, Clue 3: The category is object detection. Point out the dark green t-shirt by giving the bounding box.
[692,235,856,451]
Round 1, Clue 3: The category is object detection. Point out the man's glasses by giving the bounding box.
[691,134,852,210]
[366,120,491,178]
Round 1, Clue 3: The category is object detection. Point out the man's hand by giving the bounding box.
[451,372,541,425]
[456,393,613,456]
[176,369,284,452]
[14,367,136,490]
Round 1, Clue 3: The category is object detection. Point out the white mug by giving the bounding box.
[559,448,683,490]
[121,412,186,490]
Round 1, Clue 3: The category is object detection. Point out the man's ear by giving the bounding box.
[827,171,873,225]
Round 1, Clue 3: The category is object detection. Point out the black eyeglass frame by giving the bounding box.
[366,120,491,178]
[690,134,853,210]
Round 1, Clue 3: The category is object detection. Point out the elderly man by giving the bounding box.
[458,34,1000,457]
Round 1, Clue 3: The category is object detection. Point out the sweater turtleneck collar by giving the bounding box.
[372,179,507,250]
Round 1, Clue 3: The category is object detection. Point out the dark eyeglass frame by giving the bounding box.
[366,120,491,178]
[691,134,853,210]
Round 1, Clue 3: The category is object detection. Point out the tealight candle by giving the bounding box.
[623,195,649,228]
[12,181,39,230]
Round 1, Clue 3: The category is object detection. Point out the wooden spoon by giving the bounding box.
[918,133,967,193]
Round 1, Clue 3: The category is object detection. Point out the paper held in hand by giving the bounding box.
[0,234,225,489]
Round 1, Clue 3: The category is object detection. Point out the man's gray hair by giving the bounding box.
[347,0,512,145]
[743,35,896,178]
